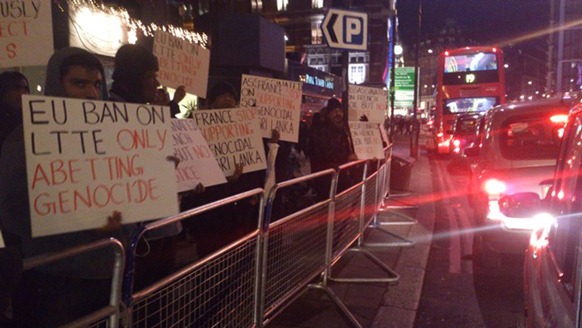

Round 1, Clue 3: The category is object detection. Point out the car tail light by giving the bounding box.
[484,178,506,195]
[549,114,568,124]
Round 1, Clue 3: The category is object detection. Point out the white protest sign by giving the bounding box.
[240,74,303,142]
[153,30,210,97]
[171,119,226,191]
[348,122,385,160]
[348,85,388,123]
[192,107,266,176]
[0,0,53,68]
[22,95,179,237]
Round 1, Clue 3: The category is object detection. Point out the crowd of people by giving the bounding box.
[0,42,362,326]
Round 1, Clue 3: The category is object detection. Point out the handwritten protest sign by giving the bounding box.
[153,30,210,97]
[348,122,385,160]
[22,95,179,237]
[0,0,53,68]
[192,107,266,176]
[348,85,388,123]
[240,74,303,142]
[171,119,226,191]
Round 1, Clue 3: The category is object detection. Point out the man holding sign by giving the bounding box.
[0,47,138,326]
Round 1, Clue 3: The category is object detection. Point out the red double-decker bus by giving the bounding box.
[432,46,506,154]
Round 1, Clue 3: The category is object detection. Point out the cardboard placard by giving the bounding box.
[192,107,267,176]
[348,85,388,123]
[171,118,226,191]
[22,95,179,237]
[348,121,385,160]
[240,74,303,142]
[0,0,53,68]
[153,30,210,97]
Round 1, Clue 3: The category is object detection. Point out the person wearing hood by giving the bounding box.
[0,47,132,327]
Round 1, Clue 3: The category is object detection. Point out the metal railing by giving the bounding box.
[22,238,126,328]
[31,142,421,327]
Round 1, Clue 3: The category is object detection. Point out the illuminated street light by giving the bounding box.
[428,49,433,54]
[394,44,403,56]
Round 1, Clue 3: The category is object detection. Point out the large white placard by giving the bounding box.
[240,74,303,142]
[348,85,388,123]
[171,119,226,191]
[192,107,267,176]
[22,95,179,237]
[348,122,385,160]
[153,30,210,97]
[0,0,53,68]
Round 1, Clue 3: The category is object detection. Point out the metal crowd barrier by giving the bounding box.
[45,140,422,327]
[124,188,264,328]
[260,168,336,326]
[365,144,417,248]
[22,238,126,328]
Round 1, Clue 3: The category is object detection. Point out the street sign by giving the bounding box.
[321,9,368,51]
[391,67,416,108]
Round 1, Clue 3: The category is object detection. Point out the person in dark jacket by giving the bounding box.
[109,43,186,115]
[309,98,357,199]
[0,71,29,156]
[0,47,132,327]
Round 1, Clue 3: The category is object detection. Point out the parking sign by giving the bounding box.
[322,9,368,51]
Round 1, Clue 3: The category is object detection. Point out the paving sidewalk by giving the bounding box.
[269,132,436,328]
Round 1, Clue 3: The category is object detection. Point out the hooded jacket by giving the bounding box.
[44,47,109,100]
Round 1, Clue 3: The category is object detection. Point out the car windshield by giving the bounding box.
[499,112,566,160]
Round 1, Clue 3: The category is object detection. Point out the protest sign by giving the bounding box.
[171,118,226,191]
[348,121,385,160]
[348,85,388,123]
[240,74,303,142]
[22,95,179,237]
[153,30,210,97]
[0,0,53,68]
[192,107,266,176]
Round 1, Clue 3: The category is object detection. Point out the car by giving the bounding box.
[497,94,582,327]
[449,113,484,156]
[466,96,572,268]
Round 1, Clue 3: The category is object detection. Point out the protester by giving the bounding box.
[110,44,186,116]
[0,47,133,327]
[109,43,184,290]
[178,80,276,257]
[309,98,358,198]
[0,71,29,155]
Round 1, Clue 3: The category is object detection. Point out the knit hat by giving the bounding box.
[326,98,342,111]
[111,44,159,84]
[206,81,239,104]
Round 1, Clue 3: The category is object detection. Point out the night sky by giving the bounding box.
[396,0,550,48]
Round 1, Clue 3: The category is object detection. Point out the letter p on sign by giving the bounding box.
[344,16,363,44]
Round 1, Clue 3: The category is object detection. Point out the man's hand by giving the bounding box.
[227,163,244,183]
[98,211,122,232]
[166,155,180,169]
[270,129,280,143]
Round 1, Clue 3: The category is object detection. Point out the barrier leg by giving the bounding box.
[307,283,364,328]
